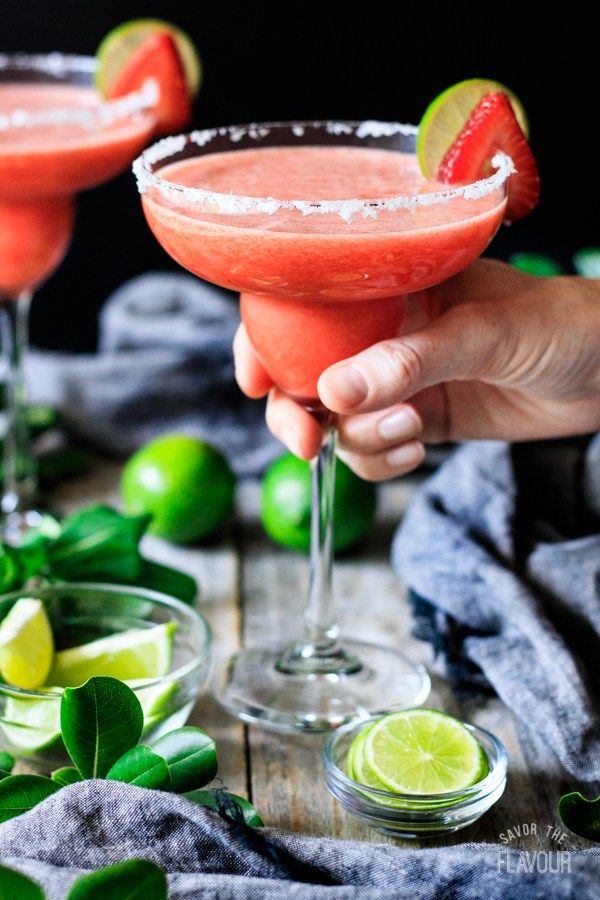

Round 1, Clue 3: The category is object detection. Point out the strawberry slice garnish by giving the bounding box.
[108,32,192,136]
[438,91,540,223]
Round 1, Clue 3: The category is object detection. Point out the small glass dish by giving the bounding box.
[324,716,507,837]
[0,582,211,773]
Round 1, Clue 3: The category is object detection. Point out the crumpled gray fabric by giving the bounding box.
[1,781,597,899]
[26,272,280,476]
[392,438,600,788]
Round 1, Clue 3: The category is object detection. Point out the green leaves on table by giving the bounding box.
[51,767,83,787]
[137,559,197,605]
[61,677,143,778]
[48,506,150,583]
[0,504,198,605]
[107,745,171,791]
[0,774,61,823]
[559,791,600,842]
[0,677,257,828]
[66,858,167,900]
[0,859,167,900]
[184,788,264,827]
[153,726,218,792]
[0,751,15,772]
[0,864,44,900]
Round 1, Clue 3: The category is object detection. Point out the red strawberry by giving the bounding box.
[438,91,540,223]
[108,32,192,137]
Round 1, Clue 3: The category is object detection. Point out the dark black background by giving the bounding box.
[3,1,595,351]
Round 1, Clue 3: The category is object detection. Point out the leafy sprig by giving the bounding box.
[0,859,167,900]
[559,790,600,842]
[0,676,259,834]
[0,505,197,604]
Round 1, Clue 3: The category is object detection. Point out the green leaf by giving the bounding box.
[559,791,600,842]
[61,677,143,779]
[67,859,167,900]
[51,767,83,787]
[152,726,218,792]
[106,745,170,790]
[184,788,264,827]
[0,864,44,899]
[0,775,61,823]
[137,558,198,605]
[47,505,150,583]
[0,751,15,772]
[0,547,19,593]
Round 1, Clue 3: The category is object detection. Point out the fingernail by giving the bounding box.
[324,365,368,408]
[282,426,303,458]
[378,408,419,441]
[385,442,424,469]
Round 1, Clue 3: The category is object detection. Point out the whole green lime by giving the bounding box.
[121,435,235,544]
[261,453,376,554]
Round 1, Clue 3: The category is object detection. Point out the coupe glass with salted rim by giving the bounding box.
[0,53,156,542]
[133,120,512,733]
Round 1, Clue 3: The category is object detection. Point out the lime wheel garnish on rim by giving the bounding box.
[96,19,202,136]
[417,79,540,223]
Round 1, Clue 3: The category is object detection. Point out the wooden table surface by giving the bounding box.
[53,461,589,852]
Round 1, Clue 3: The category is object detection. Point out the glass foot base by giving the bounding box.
[1,507,46,546]
[214,639,431,734]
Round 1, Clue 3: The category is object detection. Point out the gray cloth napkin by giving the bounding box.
[392,437,600,788]
[27,273,280,476]
[1,781,597,899]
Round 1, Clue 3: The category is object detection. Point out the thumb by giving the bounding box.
[318,300,509,414]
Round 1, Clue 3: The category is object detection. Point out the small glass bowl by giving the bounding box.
[324,716,507,837]
[0,582,212,773]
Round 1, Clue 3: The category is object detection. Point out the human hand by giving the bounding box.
[234,259,600,481]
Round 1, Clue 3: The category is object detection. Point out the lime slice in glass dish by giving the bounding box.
[417,78,529,178]
[361,709,488,795]
[0,598,54,689]
[48,623,176,688]
[0,689,61,755]
[96,18,202,98]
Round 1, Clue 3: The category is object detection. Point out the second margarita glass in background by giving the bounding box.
[133,121,512,733]
[0,53,156,542]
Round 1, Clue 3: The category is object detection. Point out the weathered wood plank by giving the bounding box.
[48,465,590,851]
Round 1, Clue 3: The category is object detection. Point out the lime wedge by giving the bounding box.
[0,598,54,689]
[0,688,61,755]
[361,709,487,795]
[417,78,529,177]
[48,623,176,688]
[96,18,202,98]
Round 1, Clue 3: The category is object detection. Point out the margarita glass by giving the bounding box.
[0,53,156,542]
[134,121,512,733]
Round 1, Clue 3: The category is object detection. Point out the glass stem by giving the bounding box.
[276,418,362,676]
[305,425,339,649]
[0,291,36,518]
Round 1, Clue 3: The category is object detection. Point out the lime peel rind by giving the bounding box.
[96,18,202,99]
[417,78,529,178]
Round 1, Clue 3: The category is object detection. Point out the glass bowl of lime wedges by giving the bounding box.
[0,582,211,773]
[324,709,507,837]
